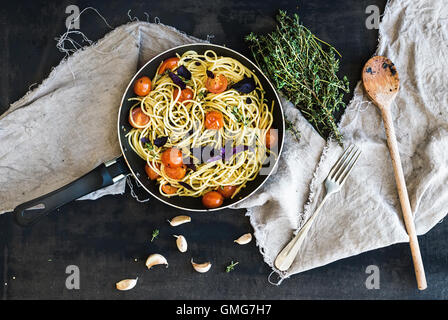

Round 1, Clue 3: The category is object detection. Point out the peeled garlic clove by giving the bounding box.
[191,259,212,273]
[145,253,168,269]
[116,278,138,291]
[167,215,191,226]
[174,235,187,253]
[234,233,252,245]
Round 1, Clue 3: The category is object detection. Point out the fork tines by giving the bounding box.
[328,144,362,185]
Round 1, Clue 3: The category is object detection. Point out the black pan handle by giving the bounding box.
[13,156,129,227]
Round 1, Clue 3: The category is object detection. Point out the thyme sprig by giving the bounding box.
[197,91,207,100]
[285,118,301,143]
[225,261,239,273]
[231,106,249,126]
[151,229,159,242]
[245,10,349,144]
[145,142,153,151]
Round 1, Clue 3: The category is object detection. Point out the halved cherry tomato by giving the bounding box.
[161,147,184,168]
[173,88,194,104]
[217,185,238,199]
[162,184,178,195]
[164,165,186,180]
[265,128,278,149]
[202,191,224,209]
[158,57,179,74]
[129,107,150,128]
[133,76,152,96]
[204,111,224,130]
[145,163,160,180]
[206,74,228,94]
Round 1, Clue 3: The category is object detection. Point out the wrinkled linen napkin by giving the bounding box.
[1,0,447,281]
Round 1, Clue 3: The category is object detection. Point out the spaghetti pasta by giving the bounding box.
[126,50,275,205]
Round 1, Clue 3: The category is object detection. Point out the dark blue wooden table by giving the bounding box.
[1,0,447,299]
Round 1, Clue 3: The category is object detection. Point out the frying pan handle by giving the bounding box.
[13,156,129,227]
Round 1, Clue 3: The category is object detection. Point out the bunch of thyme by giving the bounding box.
[245,10,349,143]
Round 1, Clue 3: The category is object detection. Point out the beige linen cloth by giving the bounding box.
[1,0,447,281]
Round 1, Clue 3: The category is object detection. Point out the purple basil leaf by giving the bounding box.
[185,163,197,171]
[140,137,150,144]
[179,182,193,190]
[232,77,256,94]
[169,71,186,89]
[177,65,191,80]
[206,70,215,79]
[153,136,168,147]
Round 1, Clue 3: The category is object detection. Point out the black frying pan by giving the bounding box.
[13,43,285,226]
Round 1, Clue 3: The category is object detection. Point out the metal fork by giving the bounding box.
[274,144,362,271]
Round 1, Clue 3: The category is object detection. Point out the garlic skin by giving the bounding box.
[234,233,252,245]
[174,235,188,253]
[191,259,212,273]
[116,278,138,291]
[145,254,168,269]
[167,215,191,226]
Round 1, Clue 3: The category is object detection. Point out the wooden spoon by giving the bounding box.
[362,56,427,290]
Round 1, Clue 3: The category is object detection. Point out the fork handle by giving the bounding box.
[274,195,330,271]
[381,108,427,290]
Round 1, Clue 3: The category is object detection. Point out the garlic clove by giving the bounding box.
[234,233,252,245]
[174,235,188,253]
[145,253,168,269]
[167,215,191,226]
[116,278,138,291]
[191,259,212,273]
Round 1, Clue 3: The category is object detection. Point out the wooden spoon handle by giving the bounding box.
[381,108,427,290]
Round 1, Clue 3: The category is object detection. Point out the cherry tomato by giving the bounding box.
[144,163,160,180]
[162,184,178,195]
[164,165,186,180]
[129,107,150,128]
[158,57,179,74]
[204,111,224,130]
[133,76,152,96]
[217,185,238,199]
[265,128,278,149]
[206,74,228,94]
[161,147,184,168]
[202,191,224,209]
[173,88,194,104]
